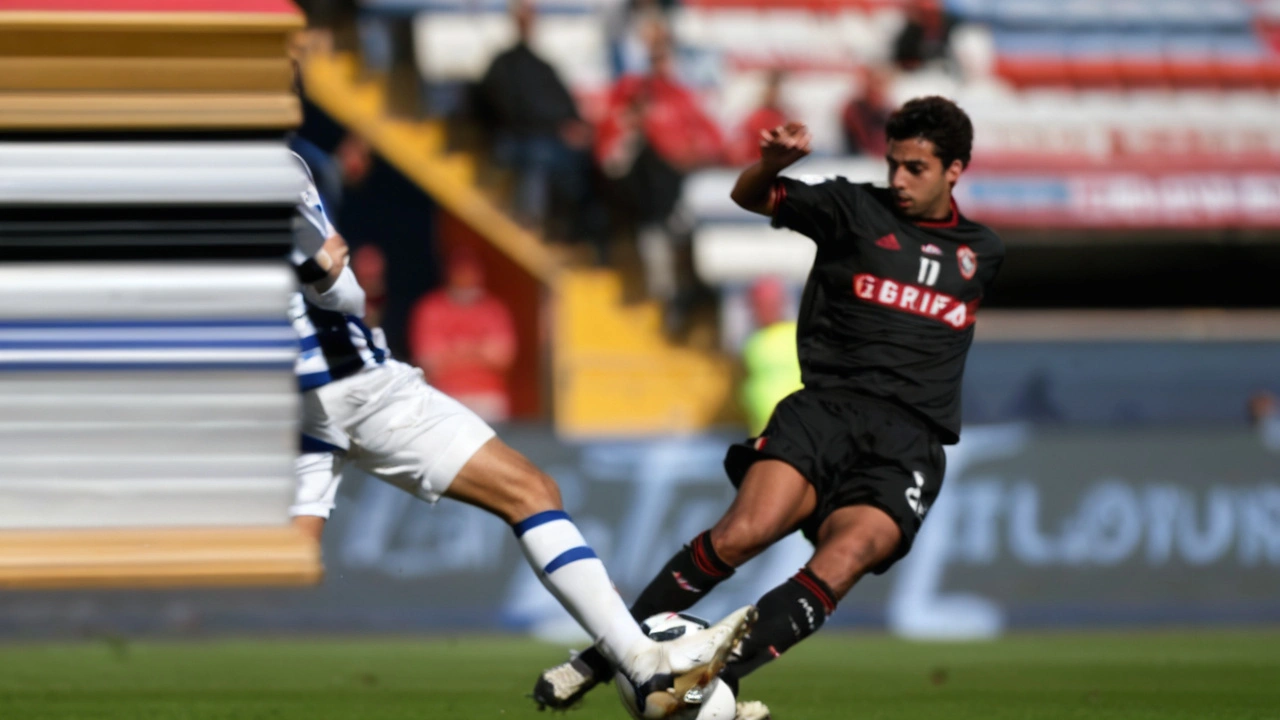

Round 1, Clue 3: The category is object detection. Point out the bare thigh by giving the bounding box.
[709,459,819,567]
[444,436,563,524]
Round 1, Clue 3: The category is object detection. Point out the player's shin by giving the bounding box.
[723,567,836,683]
[512,510,650,668]
[636,530,736,618]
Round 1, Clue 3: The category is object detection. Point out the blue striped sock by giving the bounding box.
[513,510,647,667]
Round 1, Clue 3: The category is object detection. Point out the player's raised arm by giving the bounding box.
[293,217,366,319]
[730,121,812,216]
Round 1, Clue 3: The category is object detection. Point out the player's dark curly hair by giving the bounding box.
[885,96,973,169]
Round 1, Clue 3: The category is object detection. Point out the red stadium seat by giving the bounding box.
[1068,55,1120,88]
[1115,34,1168,88]
[1163,34,1219,87]
[1066,34,1121,88]
[1213,35,1270,87]
[996,56,1072,89]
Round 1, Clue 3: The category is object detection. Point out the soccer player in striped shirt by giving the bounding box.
[286,158,754,719]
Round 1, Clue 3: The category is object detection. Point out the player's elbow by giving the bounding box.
[731,180,773,216]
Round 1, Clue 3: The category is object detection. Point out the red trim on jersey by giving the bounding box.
[915,198,960,229]
[769,180,787,218]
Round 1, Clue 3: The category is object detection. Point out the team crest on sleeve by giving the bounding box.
[957,245,977,280]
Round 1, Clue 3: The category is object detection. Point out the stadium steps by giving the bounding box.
[554,269,736,439]
[302,51,558,284]
[305,51,738,437]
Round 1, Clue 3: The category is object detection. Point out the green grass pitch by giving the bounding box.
[1,631,1278,719]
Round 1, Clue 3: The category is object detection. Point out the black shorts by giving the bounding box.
[723,387,946,574]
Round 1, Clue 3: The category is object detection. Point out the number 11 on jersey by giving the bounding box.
[917,257,941,286]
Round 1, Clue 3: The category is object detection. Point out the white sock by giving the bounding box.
[513,510,650,670]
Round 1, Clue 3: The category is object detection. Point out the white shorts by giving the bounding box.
[291,360,497,518]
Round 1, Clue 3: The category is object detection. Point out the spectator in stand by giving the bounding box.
[288,129,373,241]
[609,0,674,77]
[1249,391,1280,451]
[407,248,517,423]
[351,244,387,329]
[596,38,727,334]
[740,277,802,436]
[729,70,790,167]
[478,0,595,239]
[334,132,374,190]
[893,0,954,72]
[841,69,890,157]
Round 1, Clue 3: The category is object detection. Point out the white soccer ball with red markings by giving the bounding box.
[615,612,738,720]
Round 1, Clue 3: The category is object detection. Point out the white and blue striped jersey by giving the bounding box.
[290,158,389,391]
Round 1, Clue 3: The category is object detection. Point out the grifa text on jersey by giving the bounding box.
[853,273,979,330]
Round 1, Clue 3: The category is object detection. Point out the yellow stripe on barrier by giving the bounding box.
[0,527,322,590]
[0,92,299,130]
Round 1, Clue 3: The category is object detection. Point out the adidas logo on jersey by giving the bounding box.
[874,233,901,251]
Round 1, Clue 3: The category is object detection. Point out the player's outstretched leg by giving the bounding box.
[533,459,813,710]
[533,529,738,708]
[447,437,756,718]
[721,504,900,687]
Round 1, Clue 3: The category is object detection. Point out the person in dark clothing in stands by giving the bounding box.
[893,0,954,72]
[479,0,597,242]
[841,68,890,157]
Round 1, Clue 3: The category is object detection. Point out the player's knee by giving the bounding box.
[826,532,892,580]
[503,468,563,523]
[709,515,774,566]
[292,515,326,544]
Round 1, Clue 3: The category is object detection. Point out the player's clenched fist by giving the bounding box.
[759,121,812,171]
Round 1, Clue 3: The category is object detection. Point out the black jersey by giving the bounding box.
[771,175,1004,444]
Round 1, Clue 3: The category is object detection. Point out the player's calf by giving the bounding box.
[725,505,899,682]
[722,567,837,681]
[807,504,901,597]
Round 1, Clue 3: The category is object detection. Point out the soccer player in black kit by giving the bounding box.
[534,96,1004,719]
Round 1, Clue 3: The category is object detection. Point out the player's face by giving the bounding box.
[886,137,963,220]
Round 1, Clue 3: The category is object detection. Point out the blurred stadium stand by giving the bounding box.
[0,0,1275,639]
[0,0,320,588]
[297,0,1280,438]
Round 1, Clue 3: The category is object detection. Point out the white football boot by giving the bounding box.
[531,651,604,710]
[735,700,772,719]
[620,605,758,719]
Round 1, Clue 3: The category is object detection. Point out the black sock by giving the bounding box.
[630,530,736,620]
[722,567,837,683]
[577,531,736,680]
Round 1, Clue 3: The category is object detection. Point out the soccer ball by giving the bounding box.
[615,613,738,720]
